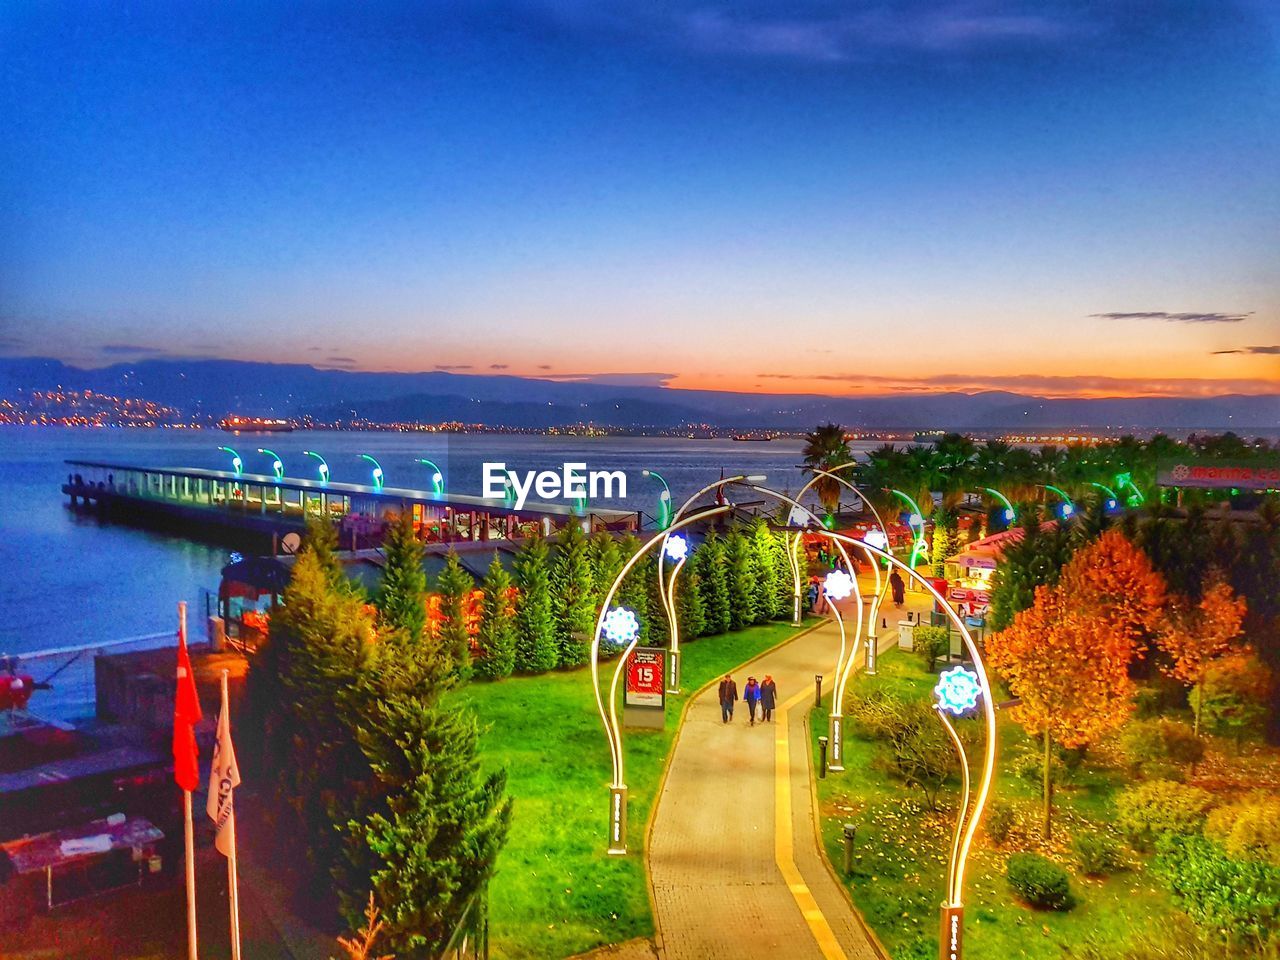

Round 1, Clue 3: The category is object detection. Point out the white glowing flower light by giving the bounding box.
[823,569,855,600]
[787,505,811,527]
[663,534,689,562]
[935,666,982,716]
[602,606,640,645]
[862,529,889,551]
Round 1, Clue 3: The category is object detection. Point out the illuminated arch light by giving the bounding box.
[935,666,982,716]
[602,607,640,646]
[823,569,855,601]
[663,534,689,563]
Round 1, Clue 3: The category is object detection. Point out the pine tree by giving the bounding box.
[930,508,961,578]
[475,554,516,680]
[374,511,427,639]
[551,523,595,667]
[697,530,731,635]
[675,552,706,640]
[513,533,557,673]
[588,531,623,603]
[436,550,474,678]
[305,515,349,592]
[349,692,511,959]
[725,527,758,630]
[750,520,782,622]
[988,506,1073,632]
[615,533,651,647]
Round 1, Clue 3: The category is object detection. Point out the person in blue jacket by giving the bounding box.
[743,676,762,726]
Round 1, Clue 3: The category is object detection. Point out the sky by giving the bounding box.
[1,0,1278,399]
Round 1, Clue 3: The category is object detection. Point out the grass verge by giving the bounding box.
[451,619,813,960]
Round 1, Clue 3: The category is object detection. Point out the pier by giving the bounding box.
[63,459,641,549]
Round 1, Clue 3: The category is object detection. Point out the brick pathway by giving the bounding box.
[646,588,934,960]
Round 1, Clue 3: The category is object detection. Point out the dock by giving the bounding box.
[62,459,641,549]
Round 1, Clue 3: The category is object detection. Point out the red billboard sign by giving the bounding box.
[625,647,665,709]
[1157,460,1280,490]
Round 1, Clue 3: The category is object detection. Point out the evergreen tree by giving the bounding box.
[437,550,474,678]
[725,527,758,630]
[930,508,961,578]
[588,531,623,603]
[697,530,731,635]
[750,520,783,621]
[349,692,511,959]
[513,533,557,673]
[305,515,349,592]
[374,511,427,639]
[475,554,516,680]
[989,506,1073,632]
[675,552,707,640]
[551,523,595,667]
[615,533,651,646]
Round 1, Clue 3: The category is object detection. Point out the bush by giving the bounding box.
[1115,780,1213,850]
[845,689,904,741]
[985,800,1015,846]
[1006,853,1074,910]
[1072,830,1125,876]
[913,625,950,672]
[1121,720,1205,775]
[1205,793,1280,865]
[1155,834,1280,944]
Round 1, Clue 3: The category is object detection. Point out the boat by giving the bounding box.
[219,416,294,433]
[732,434,772,442]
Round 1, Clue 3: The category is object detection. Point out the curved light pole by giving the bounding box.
[1088,481,1119,511]
[641,469,672,529]
[359,454,384,491]
[415,458,444,495]
[256,448,284,481]
[1042,484,1075,518]
[982,487,1016,525]
[892,489,929,569]
[218,446,243,477]
[1116,471,1145,506]
[302,450,329,484]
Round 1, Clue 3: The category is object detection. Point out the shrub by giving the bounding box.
[1155,834,1280,944]
[1072,830,1125,876]
[845,689,904,741]
[1121,719,1205,775]
[913,624,950,672]
[985,800,1015,846]
[1006,853,1074,911]
[1205,794,1280,865]
[1115,780,1213,850]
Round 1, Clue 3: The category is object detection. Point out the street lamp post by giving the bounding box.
[217,446,243,477]
[1043,484,1075,518]
[891,489,929,569]
[256,448,284,482]
[641,469,672,529]
[415,458,444,495]
[302,451,329,484]
[359,454,384,490]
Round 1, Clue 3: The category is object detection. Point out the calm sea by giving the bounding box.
[0,427,884,660]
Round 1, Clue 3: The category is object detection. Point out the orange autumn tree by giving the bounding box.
[1160,577,1248,735]
[987,532,1166,839]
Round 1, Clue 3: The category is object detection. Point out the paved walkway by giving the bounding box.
[646,590,932,960]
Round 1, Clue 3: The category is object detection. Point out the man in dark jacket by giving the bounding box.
[760,675,778,722]
[890,569,906,607]
[717,674,738,723]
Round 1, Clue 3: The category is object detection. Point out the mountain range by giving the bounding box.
[2,357,1276,433]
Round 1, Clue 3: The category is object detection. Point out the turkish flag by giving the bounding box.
[172,616,203,792]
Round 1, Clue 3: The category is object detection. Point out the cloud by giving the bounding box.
[436,363,473,371]
[541,371,678,387]
[1212,345,1280,355]
[755,370,1278,398]
[537,364,553,370]
[1090,311,1252,324]
[101,343,169,356]
[489,363,509,370]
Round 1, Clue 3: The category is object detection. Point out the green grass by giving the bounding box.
[810,648,1180,960]
[449,619,813,960]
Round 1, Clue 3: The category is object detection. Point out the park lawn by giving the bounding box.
[810,648,1180,960]
[449,618,814,960]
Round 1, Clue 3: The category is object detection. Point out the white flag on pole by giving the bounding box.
[206,686,241,857]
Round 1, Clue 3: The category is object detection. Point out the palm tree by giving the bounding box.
[802,423,852,515]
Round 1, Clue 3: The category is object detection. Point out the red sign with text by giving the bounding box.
[625,647,665,709]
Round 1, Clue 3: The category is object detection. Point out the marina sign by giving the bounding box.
[1156,459,1280,490]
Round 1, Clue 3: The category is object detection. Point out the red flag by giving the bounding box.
[173,613,203,792]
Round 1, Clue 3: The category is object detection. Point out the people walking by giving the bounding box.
[743,677,761,725]
[890,569,906,608]
[806,580,819,613]
[760,675,777,722]
[718,674,738,724]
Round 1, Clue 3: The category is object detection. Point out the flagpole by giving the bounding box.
[179,601,199,960]
[221,669,242,960]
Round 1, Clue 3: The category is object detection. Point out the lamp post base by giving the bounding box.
[608,785,628,855]
[827,714,845,772]
[666,650,681,695]
[939,903,963,960]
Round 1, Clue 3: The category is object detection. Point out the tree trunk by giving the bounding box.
[1192,681,1201,738]
[1042,729,1053,841]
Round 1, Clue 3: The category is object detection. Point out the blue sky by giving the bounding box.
[2,1,1277,397]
